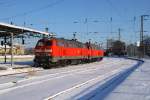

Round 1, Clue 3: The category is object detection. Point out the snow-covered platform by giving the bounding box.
[0,55,37,76]
[0,55,34,70]
[100,59,150,100]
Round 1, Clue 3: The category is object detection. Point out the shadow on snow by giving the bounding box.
[72,59,144,100]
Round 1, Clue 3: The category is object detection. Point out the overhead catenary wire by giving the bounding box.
[0,0,19,8]
[0,0,65,21]
[0,0,14,5]
[105,0,123,19]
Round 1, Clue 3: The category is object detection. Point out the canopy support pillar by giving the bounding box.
[4,35,6,63]
[10,32,14,67]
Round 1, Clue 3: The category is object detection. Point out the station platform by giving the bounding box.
[0,55,34,69]
[0,62,41,76]
[0,55,38,76]
[103,59,150,100]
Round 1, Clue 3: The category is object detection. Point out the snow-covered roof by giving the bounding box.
[0,22,51,37]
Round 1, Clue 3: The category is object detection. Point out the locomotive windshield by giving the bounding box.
[36,40,52,46]
[45,41,52,46]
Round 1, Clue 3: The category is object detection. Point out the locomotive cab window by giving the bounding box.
[57,41,64,47]
[45,41,52,46]
[36,40,52,46]
[36,41,44,46]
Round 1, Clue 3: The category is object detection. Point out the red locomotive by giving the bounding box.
[34,37,104,68]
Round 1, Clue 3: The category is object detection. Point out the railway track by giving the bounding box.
[0,58,123,76]
[0,58,126,85]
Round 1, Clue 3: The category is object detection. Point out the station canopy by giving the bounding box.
[0,22,50,37]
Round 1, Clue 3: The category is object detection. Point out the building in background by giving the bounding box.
[143,36,150,56]
[127,44,138,57]
[105,39,126,56]
[0,43,24,55]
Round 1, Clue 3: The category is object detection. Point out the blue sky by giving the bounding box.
[0,0,150,47]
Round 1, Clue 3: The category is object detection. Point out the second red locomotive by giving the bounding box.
[34,37,104,68]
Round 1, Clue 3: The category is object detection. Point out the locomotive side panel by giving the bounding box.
[55,39,88,60]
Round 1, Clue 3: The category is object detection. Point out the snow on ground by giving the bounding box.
[0,57,126,81]
[89,59,150,100]
[0,55,34,70]
[0,57,140,100]
[0,55,34,59]
[45,58,139,100]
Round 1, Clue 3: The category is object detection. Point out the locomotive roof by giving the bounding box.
[39,37,101,49]
[57,38,81,42]
[42,37,84,44]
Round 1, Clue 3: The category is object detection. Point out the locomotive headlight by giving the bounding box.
[45,53,49,56]
[35,53,40,56]
[35,49,42,52]
[45,49,52,53]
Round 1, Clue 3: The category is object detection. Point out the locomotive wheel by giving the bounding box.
[99,57,103,61]
[58,60,66,67]
[66,60,72,65]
